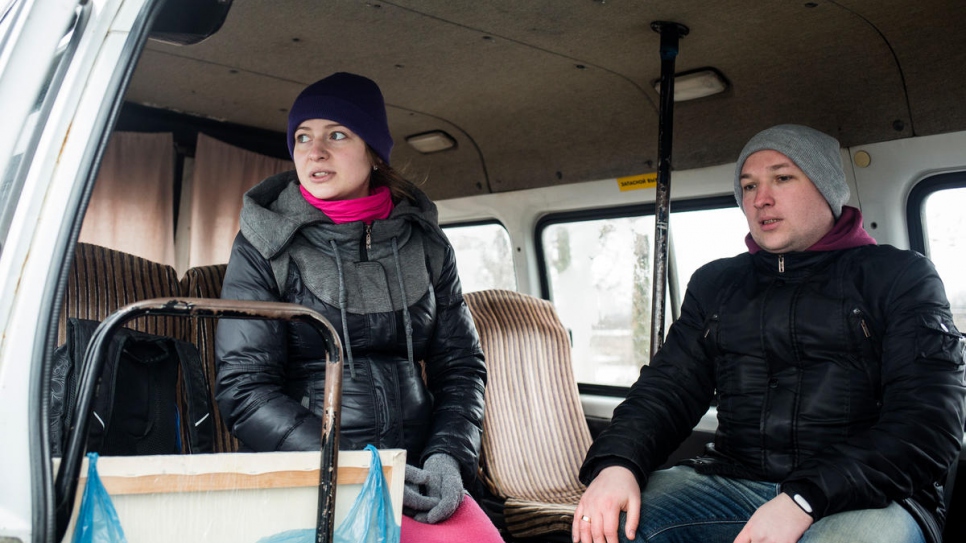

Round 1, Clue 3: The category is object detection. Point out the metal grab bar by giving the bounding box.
[53,298,344,543]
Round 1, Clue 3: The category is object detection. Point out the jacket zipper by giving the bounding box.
[852,308,877,344]
[360,224,372,261]
[703,314,719,339]
[851,308,882,400]
[778,254,785,273]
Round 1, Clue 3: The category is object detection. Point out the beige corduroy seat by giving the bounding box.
[59,243,184,343]
[464,289,593,540]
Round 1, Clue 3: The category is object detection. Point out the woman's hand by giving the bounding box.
[415,454,464,524]
[403,464,439,516]
[572,466,641,543]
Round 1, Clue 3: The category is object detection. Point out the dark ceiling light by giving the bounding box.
[406,131,457,154]
[653,68,728,102]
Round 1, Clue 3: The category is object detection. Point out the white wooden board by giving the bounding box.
[60,449,405,543]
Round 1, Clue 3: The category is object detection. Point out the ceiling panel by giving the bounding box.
[127,0,966,199]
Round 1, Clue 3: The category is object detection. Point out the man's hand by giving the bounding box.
[732,493,813,543]
[572,466,641,543]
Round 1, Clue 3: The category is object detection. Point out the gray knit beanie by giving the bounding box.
[733,124,849,218]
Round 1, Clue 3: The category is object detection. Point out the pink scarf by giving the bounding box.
[745,206,877,254]
[300,185,394,224]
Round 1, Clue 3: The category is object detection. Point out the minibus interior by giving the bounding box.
[5,0,966,542]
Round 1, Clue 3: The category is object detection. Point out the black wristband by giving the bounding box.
[785,490,814,516]
[780,480,827,521]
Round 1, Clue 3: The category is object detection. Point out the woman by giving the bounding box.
[215,72,501,541]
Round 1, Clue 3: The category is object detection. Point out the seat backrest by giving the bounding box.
[60,243,183,344]
[180,263,237,452]
[464,289,592,504]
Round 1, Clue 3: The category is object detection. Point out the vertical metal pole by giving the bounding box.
[649,21,689,361]
[316,349,342,542]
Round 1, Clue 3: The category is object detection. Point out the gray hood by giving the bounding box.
[239,170,445,261]
[238,171,449,378]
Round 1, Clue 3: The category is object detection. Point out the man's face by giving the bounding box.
[739,150,835,254]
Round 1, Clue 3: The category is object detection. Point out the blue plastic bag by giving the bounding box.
[73,452,128,543]
[258,444,400,543]
[333,444,400,543]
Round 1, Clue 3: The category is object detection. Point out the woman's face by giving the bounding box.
[293,118,373,201]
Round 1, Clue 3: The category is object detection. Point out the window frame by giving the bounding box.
[440,217,509,231]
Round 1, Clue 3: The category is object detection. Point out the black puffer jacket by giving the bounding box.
[581,244,965,541]
[215,172,486,481]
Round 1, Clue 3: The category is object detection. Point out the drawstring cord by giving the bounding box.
[391,237,415,367]
[329,239,356,379]
[326,234,413,377]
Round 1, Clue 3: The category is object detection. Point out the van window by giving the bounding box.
[442,222,516,293]
[538,199,748,388]
[918,184,966,329]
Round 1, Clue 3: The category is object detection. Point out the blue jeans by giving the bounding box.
[621,466,925,543]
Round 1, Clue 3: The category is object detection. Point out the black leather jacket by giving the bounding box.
[581,244,965,540]
[215,173,486,481]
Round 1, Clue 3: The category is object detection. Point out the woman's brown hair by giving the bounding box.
[367,147,415,202]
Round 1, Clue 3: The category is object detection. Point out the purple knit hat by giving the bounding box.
[286,72,394,164]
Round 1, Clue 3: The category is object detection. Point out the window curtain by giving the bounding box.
[185,134,292,268]
[79,132,176,266]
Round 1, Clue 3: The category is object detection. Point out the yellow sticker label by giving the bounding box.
[617,173,658,191]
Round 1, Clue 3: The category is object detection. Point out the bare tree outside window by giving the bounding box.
[543,216,654,386]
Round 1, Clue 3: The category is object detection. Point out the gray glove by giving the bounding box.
[416,454,464,524]
[403,464,439,517]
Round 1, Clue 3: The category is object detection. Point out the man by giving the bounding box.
[573,124,966,543]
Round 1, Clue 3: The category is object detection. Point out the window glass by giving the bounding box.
[541,203,748,387]
[443,222,516,293]
[922,187,966,330]
[542,215,656,386]
[671,206,749,290]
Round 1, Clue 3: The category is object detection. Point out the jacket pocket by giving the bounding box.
[917,313,966,366]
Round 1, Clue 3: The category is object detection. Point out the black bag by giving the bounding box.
[50,318,214,456]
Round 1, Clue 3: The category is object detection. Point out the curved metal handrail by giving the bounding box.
[53,298,344,543]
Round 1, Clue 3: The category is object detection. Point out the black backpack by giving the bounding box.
[50,318,214,456]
